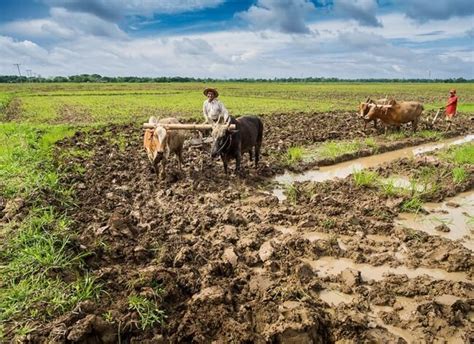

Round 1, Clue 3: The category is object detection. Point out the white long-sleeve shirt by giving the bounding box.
[203,98,229,124]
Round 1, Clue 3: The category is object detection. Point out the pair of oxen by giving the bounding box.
[357,97,424,133]
[143,116,263,179]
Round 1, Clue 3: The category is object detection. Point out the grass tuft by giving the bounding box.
[353,170,378,187]
[400,197,423,213]
[285,146,304,165]
[415,130,443,140]
[285,184,298,204]
[316,140,362,159]
[441,143,474,165]
[452,167,468,184]
[128,295,166,330]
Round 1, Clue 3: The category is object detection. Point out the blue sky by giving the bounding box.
[0,0,473,78]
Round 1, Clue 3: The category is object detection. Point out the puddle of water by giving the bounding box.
[366,234,394,242]
[275,226,349,250]
[397,191,474,251]
[392,297,417,322]
[319,289,354,306]
[379,323,417,343]
[272,135,474,200]
[435,294,461,306]
[366,296,418,342]
[303,256,469,282]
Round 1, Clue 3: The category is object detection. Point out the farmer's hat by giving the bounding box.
[203,88,219,97]
[449,89,456,94]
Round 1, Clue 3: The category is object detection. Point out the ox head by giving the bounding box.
[364,102,394,121]
[143,126,169,164]
[357,97,375,123]
[210,120,237,158]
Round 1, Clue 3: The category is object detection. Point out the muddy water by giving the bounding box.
[318,289,354,306]
[303,256,470,282]
[397,191,474,251]
[273,134,474,200]
[274,226,349,250]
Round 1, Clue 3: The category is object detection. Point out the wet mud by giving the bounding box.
[6,112,474,343]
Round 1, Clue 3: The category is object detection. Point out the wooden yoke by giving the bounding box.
[143,123,236,130]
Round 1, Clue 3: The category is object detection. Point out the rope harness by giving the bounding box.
[214,132,232,155]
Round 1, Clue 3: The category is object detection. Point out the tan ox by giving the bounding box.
[357,97,389,130]
[143,116,185,179]
[364,99,423,134]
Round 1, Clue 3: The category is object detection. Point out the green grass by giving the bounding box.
[440,143,474,165]
[386,132,407,141]
[0,207,100,322]
[452,167,468,184]
[0,123,75,198]
[316,140,363,159]
[285,184,299,204]
[380,178,399,196]
[285,146,304,165]
[0,123,101,331]
[415,130,443,140]
[128,295,166,330]
[400,197,423,213]
[353,170,378,187]
[1,82,473,124]
[364,137,378,150]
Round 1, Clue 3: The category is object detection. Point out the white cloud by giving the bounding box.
[236,0,317,34]
[44,0,225,20]
[396,0,474,22]
[0,7,126,40]
[333,0,382,27]
[0,12,472,79]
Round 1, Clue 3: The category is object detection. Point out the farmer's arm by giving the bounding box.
[220,101,230,124]
[203,101,210,123]
[446,98,457,106]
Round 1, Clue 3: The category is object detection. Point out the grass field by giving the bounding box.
[1,82,473,124]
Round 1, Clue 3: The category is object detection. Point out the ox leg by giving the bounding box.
[222,155,228,175]
[235,145,242,175]
[235,154,242,175]
[152,160,160,178]
[412,120,418,133]
[160,160,166,179]
[255,145,260,168]
[373,119,377,129]
[177,149,184,171]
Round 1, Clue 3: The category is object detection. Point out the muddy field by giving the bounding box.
[11,112,474,343]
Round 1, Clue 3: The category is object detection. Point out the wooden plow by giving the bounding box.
[431,108,442,125]
[143,123,236,130]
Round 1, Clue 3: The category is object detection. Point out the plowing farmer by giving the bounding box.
[443,89,458,129]
[203,88,230,124]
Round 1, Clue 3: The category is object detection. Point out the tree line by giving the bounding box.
[0,74,471,83]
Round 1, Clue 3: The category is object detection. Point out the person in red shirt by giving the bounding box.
[443,89,458,129]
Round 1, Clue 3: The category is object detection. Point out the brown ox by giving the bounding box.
[357,97,389,130]
[364,100,424,134]
[143,116,185,179]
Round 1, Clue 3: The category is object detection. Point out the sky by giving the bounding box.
[0,0,473,79]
